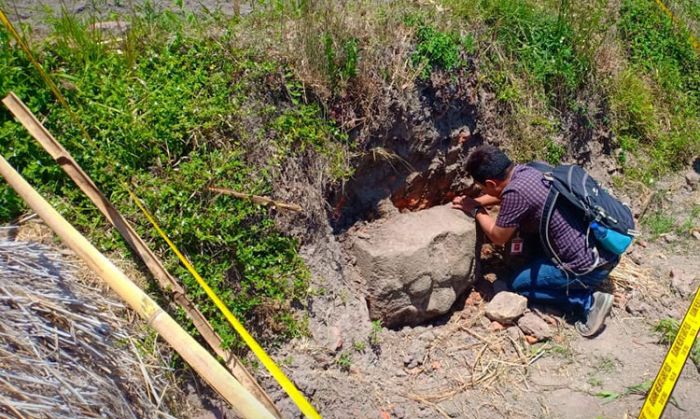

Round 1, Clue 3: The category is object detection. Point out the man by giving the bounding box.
[452,145,617,337]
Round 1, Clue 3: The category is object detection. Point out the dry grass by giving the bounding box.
[0,237,185,418]
[607,254,661,296]
[234,1,422,140]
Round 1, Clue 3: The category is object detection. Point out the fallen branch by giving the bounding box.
[208,186,303,212]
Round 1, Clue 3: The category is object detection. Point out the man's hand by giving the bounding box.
[451,195,480,214]
[452,195,515,245]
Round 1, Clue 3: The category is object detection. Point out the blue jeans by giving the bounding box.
[509,258,614,314]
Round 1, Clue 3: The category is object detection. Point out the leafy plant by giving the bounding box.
[410,22,464,78]
[336,351,352,372]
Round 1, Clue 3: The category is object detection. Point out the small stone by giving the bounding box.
[490,321,506,332]
[517,312,554,340]
[628,250,644,266]
[465,290,483,306]
[329,327,344,352]
[693,230,700,241]
[524,335,539,345]
[484,292,528,323]
[663,233,678,243]
[626,296,650,316]
[670,269,692,297]
[393,406,407,419]
[685,170,700,190]
[403,354,413,366]
[506,326,523,342]
[636,240,649,248]
[484,272,497,282]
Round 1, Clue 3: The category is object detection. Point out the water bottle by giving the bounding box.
[590,222,633,255]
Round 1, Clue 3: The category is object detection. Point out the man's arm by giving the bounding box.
[474,210,515,246]
[452,196,515,245]
[474,194,501,206]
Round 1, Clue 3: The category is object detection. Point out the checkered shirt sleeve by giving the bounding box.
[496,189,530,228]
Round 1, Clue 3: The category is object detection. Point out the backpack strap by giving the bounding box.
[538,187,571,274]
[539,177,600,277]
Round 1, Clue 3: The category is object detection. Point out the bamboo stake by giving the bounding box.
[0,154,275,419]
[1,92,280,417]
[208,186,303,212]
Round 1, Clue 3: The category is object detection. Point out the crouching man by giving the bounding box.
[453,145,618,337]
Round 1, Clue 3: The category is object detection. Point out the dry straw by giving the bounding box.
[0,237,178,418]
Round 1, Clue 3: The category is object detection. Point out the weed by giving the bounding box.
[336,351,352,372]
[587,375,603,387]
[643,212,676,239]
[0,10,353,348]
[654,318,700,368]
[547,343,574,360]
[594,355,618,374]
[353,340,367,352]
[410,22,464,79]
[595,380,652,404]
[676,205,700,235]
[545,140,566,165]
[369,319,382,346]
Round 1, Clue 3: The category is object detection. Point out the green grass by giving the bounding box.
[643,212,677,238]
[0,10,351,347]
[615,0,700,180]
[655,318,700,369]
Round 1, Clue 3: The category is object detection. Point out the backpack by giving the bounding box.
[527,161,637,274]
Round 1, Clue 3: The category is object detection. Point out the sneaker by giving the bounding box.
[575,291,613,337]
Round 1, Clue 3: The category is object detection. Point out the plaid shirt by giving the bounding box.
[496,164,614,273]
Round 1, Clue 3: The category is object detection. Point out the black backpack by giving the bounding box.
[527,161,637,274]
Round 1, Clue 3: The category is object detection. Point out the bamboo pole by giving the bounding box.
[2,92,280,418]
[0,154,276,419]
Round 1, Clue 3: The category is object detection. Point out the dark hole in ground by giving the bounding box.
[327,78,483,233]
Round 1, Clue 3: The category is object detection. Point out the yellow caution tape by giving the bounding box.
[1,9,320,418]
[639,287,700,419]
[127,189,321,419]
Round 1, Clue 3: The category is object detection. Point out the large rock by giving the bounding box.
[349,204,475,327]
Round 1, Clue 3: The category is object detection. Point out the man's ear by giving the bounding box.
[484,179,498,189]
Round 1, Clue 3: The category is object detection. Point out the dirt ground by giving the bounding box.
[263,170,699,419]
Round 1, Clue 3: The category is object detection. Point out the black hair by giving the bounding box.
[465,145,513,184]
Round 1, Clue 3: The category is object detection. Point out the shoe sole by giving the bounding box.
[576,292,613,337]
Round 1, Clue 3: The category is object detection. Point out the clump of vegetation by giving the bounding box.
[336,351,352,372]
[408,18,469,79]
[655,318,700,369]
[0,9,350,347]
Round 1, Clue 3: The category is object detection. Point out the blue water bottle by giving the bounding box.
[590,222,633,255]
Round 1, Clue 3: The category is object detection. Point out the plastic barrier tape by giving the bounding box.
[639,287,700,419]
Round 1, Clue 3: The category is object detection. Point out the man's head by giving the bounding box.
[465,145,513,197]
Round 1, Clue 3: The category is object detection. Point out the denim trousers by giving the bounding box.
[509,258,614,314]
